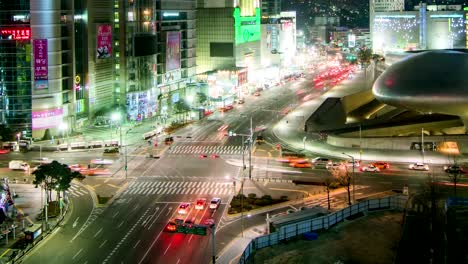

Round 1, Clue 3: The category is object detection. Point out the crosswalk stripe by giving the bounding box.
[150,188,157,195]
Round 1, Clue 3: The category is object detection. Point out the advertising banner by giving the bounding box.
[166,31,181,71]
[33,39,48,89]
[97,24,112,60]
[32,108,63,130]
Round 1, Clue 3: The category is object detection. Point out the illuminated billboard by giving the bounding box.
[234,8,261,45]
[97,24,112,60]
[33,39,48,89]
[0,28,30,40]
[166,31,181,71]
[32,108,63,130]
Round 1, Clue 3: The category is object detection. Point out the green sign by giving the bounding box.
[175,224,207,236]
[234,8,261,45]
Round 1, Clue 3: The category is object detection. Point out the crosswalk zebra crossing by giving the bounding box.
[304,196,341,208]
[122,181,234,196]
[168,145,244,155]
[68,185,88,197]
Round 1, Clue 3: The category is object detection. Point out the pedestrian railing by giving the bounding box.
[237,195,408,264]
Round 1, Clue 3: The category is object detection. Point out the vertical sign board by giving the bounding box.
[33,39,48,89]
[165,31,181,71]
[97,24,112,60]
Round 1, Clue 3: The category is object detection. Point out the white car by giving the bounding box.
[346,160,360,168]
[361,165,380,172]
[90,158,114,165]
[409,163,429,171]
[209,198,221,210]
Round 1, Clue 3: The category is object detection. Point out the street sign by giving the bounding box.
[174,224,207,236]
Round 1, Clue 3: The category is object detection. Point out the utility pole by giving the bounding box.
[421,127,425,163]
[212,223,216,264]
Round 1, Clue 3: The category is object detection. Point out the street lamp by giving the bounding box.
[342,152,355,205]
[111,112,122,146]
[59,123,71,151]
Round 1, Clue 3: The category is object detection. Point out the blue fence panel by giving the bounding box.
[297,220,311,235]
[237,195,409,264]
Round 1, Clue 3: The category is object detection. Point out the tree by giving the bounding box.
[32,161,82,203]
[172,99,190,122]
[446,165,463,198]
[357,46,373,65]
[323,171,338,210]
[195,92,207,106]
[329,163,352,206]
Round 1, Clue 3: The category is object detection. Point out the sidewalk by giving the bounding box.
[0,179,66,263]
[272,70,468,164]
[216,224,266,264]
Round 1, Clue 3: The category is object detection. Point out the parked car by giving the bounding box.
[361,164,380,172]
[408,163,429,171]
[372,161,390,170]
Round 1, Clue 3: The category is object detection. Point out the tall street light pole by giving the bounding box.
[342,152,355,204]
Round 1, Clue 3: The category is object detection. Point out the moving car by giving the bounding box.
[372,161,390,170]
[203,218,215,227]
[311,157,332,167]
[289,160,312,168]
[253,91,261,96]
[90,158,113,165]
[178,203,191,214]
[443,164,467,174]
[195,198,207,210]
[164,137,174,145]
[209,198,221,210]
[326,162,343,170]
[184,217,196,227]
[165,221,177,232]
[346,160,361,168]
[361,164,380,172]
[235,98,245,104]
[9,160,29,171]
[408,163,429,171]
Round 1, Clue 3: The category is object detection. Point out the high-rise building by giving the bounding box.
[196,0,261,74]
[119,0,196,121]
[261,0,281,17]
[370,0,405,48]
[0,0,76,139]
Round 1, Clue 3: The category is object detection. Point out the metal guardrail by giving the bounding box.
[237,195,408,264]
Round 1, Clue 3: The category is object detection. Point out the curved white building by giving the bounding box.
[373,50,468,130]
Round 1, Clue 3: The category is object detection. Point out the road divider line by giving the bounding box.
[93,228,103,238]
[148,205,165,230]
[113,211,120,218]
[163,243,172,255]
[0,249,10,258]
[133,240,141,249]
[72,248,83,260]
[99,240,107,248]
[118,221,124,228]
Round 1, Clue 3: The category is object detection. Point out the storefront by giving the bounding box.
[125,88,158,121]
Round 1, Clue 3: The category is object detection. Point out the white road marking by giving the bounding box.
[133,240,141,249]
[99,240,107,248]
[94,228,103,238]
[164,243,172,255]
[72,248,83,260]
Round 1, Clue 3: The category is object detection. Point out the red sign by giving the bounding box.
[1,28,30,40]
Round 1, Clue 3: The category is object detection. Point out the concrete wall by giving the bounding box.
[341,90,375,115]
[305,97,346,132]
[328,124,468,154]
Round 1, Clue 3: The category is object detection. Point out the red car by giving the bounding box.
[371,161,390,170]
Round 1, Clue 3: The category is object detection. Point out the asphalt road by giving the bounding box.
[19,66,467,264]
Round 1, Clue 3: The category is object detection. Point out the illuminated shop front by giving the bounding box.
[125,88,158,121]
[200,68,248,107]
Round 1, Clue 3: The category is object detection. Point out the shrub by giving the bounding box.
[280,195,288,201]
[261,195,273,200]
[248,193,257,199]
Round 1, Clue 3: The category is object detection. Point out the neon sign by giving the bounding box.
[1,28,31,40]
